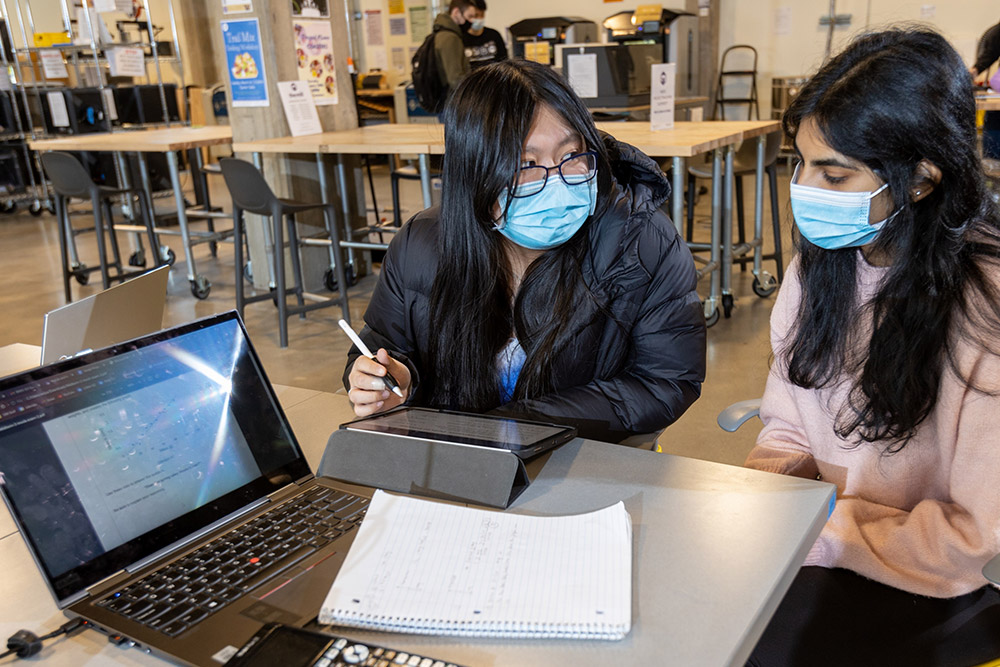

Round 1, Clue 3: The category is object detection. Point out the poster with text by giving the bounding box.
[294,20,338,106]
[292,0,328,18]
[222,18,269,107]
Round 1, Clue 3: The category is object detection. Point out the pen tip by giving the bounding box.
[392,386,404,398]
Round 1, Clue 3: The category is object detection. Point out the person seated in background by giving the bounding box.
[345,59,706,445]
[745,28,1000,666]
[461,11,507,69]
[970,18,1000,159]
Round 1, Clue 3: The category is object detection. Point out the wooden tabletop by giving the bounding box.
[230,120,781,160]
[29,125,234,153]
[232,125,445,156]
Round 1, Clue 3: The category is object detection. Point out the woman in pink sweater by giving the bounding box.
[746,29,1000,666]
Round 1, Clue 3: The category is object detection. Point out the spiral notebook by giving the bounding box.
[318,490,632,640]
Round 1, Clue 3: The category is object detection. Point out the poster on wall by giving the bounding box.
[294,19,338,106]
[222,18,269,107]
[409,6,429,42]
[223,0,253,14]
[292,0,329,18]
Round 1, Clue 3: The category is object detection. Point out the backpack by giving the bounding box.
[411,25,448,113]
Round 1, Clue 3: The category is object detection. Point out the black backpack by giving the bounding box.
[411,25,448,113]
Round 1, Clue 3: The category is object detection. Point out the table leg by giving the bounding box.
[135,153,169,266]
[315,152,339,283]
[251,152,277,289]
[705,148,722,325]
[165,150,209,299]
[753,135,765,278]
[113,151,143,263]
[672,156,685,235]
[721,144,735,318]
[418,153,432,209]
[335,154,358,275]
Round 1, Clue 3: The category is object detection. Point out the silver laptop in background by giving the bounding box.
[40,265,170,365]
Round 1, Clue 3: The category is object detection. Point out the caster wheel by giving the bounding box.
[1,201,16,214]
[29,200,44,216]
[752,273,778,298]
[722,294,734,318]
[45,201,56,215]
[128,251,147,268]
[243,261,254,285]
[345,264,357,287]
[72,264,90,285]
[323,268,338,292]
[161,247,176,266]
[209,241,218,258]
[704,307,720,328]
[190,276,211,300]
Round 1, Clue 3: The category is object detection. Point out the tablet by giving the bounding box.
[340,407,577,459]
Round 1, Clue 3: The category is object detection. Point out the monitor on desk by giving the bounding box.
[556,42,663,108]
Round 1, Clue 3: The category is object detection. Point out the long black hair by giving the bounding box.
[782,27,1000,451]
[426,59,615,411]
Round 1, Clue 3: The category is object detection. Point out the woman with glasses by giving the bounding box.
[745,28,1000,665]
[344,59,706,445]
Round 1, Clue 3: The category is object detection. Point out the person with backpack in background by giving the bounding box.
[432,1,484,97]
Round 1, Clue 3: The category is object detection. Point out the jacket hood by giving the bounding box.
[601,132,672,210]
[433,12,462,37]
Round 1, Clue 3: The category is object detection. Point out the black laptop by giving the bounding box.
[0,311,371,666]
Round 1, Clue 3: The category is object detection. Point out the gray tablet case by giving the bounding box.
[317,429,530,509]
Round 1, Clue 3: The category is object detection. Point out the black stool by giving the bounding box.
[40,151,162,303]
[219,157,350,348]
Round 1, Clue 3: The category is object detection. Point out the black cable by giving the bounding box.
[2,618,88,660]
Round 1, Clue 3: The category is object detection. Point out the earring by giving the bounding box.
[915,190,921,196]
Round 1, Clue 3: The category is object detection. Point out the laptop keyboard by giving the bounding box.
[95,485,369,637]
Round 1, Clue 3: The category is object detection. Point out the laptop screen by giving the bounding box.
[0,312,311,605]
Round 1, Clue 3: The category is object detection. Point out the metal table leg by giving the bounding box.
[165,150,209,299]
[334,154,359,276]
[704,148,722,326]
[251,152,277,289]
[720,143,735,318]
[672,156,685,234]
[315,152,341,289]
[418,153,433,209]
[113,151,144,264]
[136,153,172,266]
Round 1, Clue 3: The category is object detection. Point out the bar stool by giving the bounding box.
[219,157,350,348]
[686,131,784,284]
[40,151,162,303]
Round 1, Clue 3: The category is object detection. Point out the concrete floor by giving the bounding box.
[0,159,794,467]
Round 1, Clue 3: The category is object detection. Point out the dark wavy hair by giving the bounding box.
[782,27,1000,452]
[426,59,614,411]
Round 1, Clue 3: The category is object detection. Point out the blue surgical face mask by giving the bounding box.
[789,163,895,249]
[494,175,597,250]
[470,18,485,31]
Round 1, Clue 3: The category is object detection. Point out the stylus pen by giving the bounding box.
[338,319,404,398]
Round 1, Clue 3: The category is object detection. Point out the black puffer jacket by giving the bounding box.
[344,136,707,443]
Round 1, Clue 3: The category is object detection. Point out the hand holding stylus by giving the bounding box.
[340,320,410,416]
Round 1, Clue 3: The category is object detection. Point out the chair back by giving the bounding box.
[219,157,278,215]
[40,151,97,198]
[732,131,783,173]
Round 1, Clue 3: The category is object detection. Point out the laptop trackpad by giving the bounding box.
[243,549,348,623]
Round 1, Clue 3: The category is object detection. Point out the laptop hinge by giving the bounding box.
[124,497,271,574]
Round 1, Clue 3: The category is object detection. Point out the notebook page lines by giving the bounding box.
[320,490,632,636]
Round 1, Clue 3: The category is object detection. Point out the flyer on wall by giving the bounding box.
[222,18,269,107]
[293,19,338,106]
[292,0,328,18]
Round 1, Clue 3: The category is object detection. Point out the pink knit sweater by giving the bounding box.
[745,254,1000,598]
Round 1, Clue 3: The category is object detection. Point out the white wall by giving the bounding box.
[721,0,998,117]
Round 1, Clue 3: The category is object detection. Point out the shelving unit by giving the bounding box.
[0,0,186,215]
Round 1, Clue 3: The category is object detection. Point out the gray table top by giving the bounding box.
[0,386,834,666]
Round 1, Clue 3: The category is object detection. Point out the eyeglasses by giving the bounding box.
[512,151,598,198]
